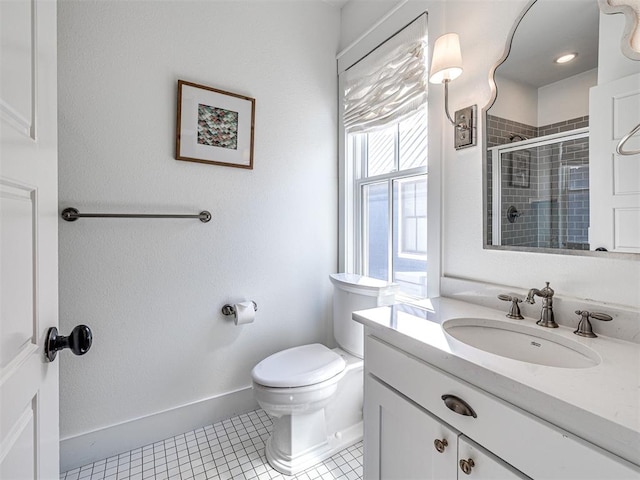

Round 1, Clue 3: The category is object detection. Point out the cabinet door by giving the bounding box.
[458,436,530,480]
[364,374,458,480]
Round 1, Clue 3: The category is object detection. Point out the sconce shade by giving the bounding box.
[429,33,463,84]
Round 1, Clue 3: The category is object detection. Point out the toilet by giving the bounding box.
[251,273,398,475]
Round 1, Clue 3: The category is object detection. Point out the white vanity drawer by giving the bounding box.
[365,334,640,479]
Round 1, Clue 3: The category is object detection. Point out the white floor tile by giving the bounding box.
[61,410,362,480]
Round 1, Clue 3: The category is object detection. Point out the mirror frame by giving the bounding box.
[481,0,639,260]
[598,0,640,61]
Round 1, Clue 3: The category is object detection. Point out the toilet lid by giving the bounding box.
[252,343,346,388]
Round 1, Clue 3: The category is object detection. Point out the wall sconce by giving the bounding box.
[429,33,477,150]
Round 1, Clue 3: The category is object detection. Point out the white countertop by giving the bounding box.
[353,297,640,467]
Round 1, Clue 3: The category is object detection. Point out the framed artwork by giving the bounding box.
[176,80,255,169]
[509,150,530,188]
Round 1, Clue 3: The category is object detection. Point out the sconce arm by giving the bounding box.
[444,79,456,125]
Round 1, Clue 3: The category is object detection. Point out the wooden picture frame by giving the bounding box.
[176,80,255,169]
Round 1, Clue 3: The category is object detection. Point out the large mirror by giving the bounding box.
[483,0,640,257]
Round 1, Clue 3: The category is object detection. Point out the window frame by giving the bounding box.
[396,176,428,259]
[350,122,428,293]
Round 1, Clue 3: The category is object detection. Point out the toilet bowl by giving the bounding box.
[251,274,397,475]
[252,344,363,474]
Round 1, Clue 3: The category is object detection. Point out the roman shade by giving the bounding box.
[343,14,428,133]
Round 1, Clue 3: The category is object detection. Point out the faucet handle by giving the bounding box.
[573,310,613,338]
[589,312,613,322]
[498,294,524,320]
[498,294,522,303]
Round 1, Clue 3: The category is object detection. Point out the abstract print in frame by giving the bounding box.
[176,80,255,169]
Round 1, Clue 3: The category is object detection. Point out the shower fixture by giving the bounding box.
[509,133,528,142]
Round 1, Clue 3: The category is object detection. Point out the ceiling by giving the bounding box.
[495,0,600,88]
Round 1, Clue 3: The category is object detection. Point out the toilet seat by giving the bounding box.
[252,343,346,388]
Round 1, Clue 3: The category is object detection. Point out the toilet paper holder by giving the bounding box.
[221,301,258,316]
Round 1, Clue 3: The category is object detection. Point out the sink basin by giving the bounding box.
[442,318,601,368]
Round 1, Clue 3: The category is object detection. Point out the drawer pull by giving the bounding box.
[460,458,475,475]
[433,438,448,453]
[442,394,477,418]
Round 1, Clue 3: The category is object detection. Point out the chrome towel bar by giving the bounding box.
[61,207,211,223]
[616,121,640,156]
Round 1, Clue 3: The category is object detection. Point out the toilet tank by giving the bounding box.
[329,273,398,358]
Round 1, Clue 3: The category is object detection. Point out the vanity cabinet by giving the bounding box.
[364,333,640,480]
[365,373,528,479]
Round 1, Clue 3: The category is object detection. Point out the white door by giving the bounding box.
[589,72,640,252]
[364,374,458,480]
[1,0,60,478]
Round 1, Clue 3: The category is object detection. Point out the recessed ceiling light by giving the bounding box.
[555,53,577,64]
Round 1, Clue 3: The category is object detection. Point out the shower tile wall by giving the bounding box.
[486,115,589,248]
[565,163,590,249]
[538,116,589,137]
[531,143,557,248]
[499,150,539,247]
[486,116,538,148]
[486,116,538,245]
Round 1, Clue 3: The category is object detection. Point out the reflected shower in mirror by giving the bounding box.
[484,0,612,254]
[489,131,590,249]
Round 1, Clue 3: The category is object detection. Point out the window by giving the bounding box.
[349,107,428,297]
[340,14,429,298]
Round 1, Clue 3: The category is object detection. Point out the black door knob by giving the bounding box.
[45,325,93,362]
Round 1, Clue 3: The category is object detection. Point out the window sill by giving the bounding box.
[394,294,434,311]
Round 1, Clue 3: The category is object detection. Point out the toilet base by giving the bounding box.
[265,419,363,475]
[255,349,364,475]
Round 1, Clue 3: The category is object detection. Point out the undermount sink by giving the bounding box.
[442,318,601,368]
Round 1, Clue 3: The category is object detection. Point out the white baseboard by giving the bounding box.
[60,386,259,472]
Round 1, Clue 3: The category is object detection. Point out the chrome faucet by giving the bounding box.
[525,282,558,328]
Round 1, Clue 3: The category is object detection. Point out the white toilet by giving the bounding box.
[251,273,398,475]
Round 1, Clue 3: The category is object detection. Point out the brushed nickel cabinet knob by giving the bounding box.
[460,458,475,475]
[433,438,448,453]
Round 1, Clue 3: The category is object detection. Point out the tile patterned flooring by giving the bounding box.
[60,410,363,480]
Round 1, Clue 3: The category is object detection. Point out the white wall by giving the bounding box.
[58,0,339,460]
[492,68,597,128]
[339,0,401,52]
[538,68,596,126]
[490,74,538,126]
[442,1,640,309]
